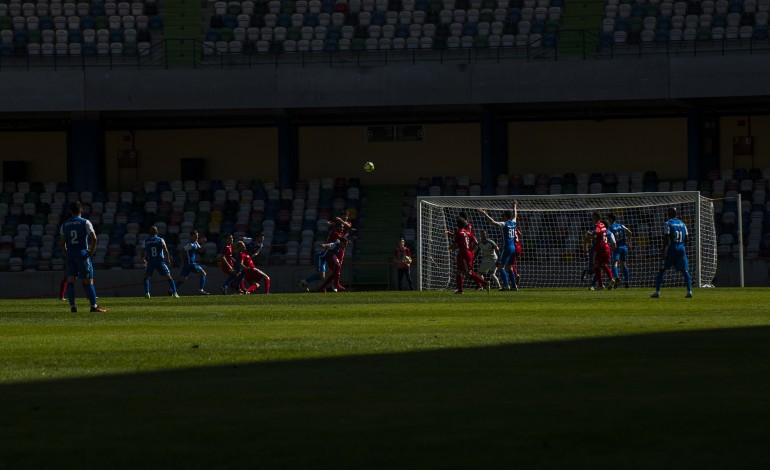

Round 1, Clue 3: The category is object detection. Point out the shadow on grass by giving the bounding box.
[2,326,770,468]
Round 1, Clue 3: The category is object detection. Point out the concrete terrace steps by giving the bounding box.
[556,0,605,57]
[352,185,408,284]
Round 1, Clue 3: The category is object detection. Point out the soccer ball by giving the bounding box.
[363,161,375,172]
[402,255,412,265]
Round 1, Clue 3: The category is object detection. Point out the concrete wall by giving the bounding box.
[2,55,770,113]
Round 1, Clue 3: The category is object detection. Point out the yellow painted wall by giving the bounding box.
[719,115,770,172]
[508,118,688,179]
[104,128,280,190]
[0,132,67,182]
[2,118,735,189]
[298,124,481,184]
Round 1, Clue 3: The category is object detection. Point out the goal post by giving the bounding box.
[416,192,717,291]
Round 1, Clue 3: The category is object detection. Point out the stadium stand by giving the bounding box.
[0,177,364,271]
[0,0,160,57]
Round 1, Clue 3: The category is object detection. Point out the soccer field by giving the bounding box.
[1,289,769,468]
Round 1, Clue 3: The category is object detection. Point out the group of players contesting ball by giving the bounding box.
[58,197,694,312]
[448,200,693,298]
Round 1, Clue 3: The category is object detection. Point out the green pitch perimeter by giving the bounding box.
[1,289,769,468]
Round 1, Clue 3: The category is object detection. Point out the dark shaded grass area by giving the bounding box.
[2,326,769,469]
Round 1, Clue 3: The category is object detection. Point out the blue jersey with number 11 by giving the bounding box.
[665,218,688,249]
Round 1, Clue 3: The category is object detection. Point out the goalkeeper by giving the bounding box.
[393,238,414,290]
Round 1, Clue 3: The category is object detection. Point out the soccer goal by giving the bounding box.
[416,192,717,291]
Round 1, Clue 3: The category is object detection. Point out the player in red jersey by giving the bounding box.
[451,218,485,294]
[326,209,355,290]
[218,234,236,294]
[589,211,616,290]
[233,241,271,294]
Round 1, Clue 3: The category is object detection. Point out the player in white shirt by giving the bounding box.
[476,230,502,289]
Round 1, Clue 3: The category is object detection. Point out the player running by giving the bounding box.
[141,226,178,299]
[232,240,271,294]
[479,200,519,291]
[651,207,693,298]
[607,213,633,288]
[175,230,209,295]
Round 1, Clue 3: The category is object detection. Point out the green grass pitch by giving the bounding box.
[1,288,770,468]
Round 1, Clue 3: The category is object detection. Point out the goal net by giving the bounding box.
[416,192,716,291]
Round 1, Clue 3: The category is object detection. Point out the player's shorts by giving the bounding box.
[498,244,516,266]
[315,253,340,272]
[612,246,628,263]
[456,253,474,271]
[66,250,93,279]
[662,247,689,272]
[145,260,170,277]
[245,269,267,284]
[220,258,234,274]
[180,262,205,277]
[593,245,611,265]
[478,258,497,273]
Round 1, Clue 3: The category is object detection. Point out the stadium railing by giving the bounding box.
[2,31,770,71]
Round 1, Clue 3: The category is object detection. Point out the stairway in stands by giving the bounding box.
[351,185,407,288]
[556,0,604,58]
[163,0,202,66]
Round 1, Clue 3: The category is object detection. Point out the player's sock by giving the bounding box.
[612,265,619,280]
[144,279,151,296]
[199,275,207,290]
[507,268,517,288]
[602,266,613,285]
[59,279,67,299]
[86,284,97,307]
[223,274,234,289]
[469,271,485,288]
[655,271,665,292]
[593,267,603,287]
[490,272,501,288]
[319,271,336,291]
[264,277,271,294]
[168,278,177,293]
[683,271,692,292]
[456,274,464,291]
[623,266,630,284]
[498,268,509,288]
[67,282,76,307]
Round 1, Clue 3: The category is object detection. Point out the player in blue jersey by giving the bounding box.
[479,200,519,291]
[298,238,349,292]
[607,213,633,289]
[59,201,106,313]
[175,230,210,295]
[651,207,693,298]
[141,225,179,299]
